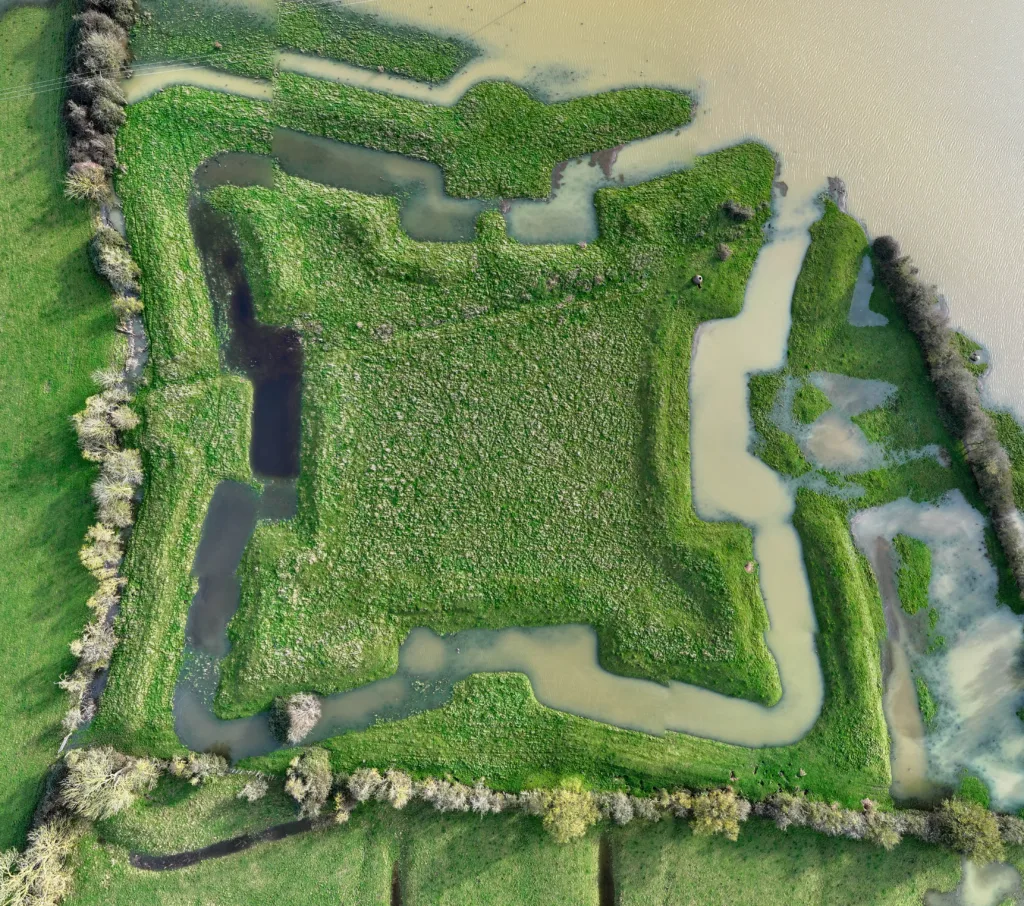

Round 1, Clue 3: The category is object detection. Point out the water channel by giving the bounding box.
[174,112,826,759]
[122,7,1024,814]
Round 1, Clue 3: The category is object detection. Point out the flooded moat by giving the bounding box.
[122,16,1024,831]
[175,120,827,759]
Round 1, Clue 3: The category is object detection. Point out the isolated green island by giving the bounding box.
[5,0,1024,904]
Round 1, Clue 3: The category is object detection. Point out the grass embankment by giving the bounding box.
[0,2,116,848]
[98,84,805,769]
[131,0,474,82]
[97,74,899,806]
[87,90,269,754]
[212,151,779,715]
[893,534,931,616]
[748,202,1004,756]
[275,71,692,197]
[67,779,962,906]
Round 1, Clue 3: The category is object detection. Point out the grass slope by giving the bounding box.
[0,2,116,848]
[67,787,961,906]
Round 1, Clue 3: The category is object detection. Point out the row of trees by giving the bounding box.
[4,742,1015,905]
[873,236,1024,595]
[0,6,152,905]
[283,752,1013,861]
[63,0,137,195]
[59,0,148,742]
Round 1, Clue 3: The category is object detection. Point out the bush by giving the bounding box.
[83,0,139,30]
[542,779,599,844]
[689,787,750,842]
[70,131,116,172]
[0,818,81,906]
[938,797,1004,864]
[69,621,115,670]
[347,768,382,803]
[90,226,140,293]
[270,693,321,745]
[61,747,159,820]
[285,748,333,818]
[237,776,269,802]
[375,769,413,809]
[90,95,126,132]
[168,752,228,786]
[416,777,471,813]
[112,295,143,320]
[64,161,109,202]
[716,242,733,260]
[722,199,754,221]
[75,29,128,74]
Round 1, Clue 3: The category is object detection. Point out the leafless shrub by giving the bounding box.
[270,693,321,745]
[83,0,139,30]
[102,449,142,486]
[347,768,383,803]
[61,747,159,820]
[0,818,82,906]
[376,770,414,810]
[285,748,333,818]
[90,226,140,293]
[595,792,634,826]
[237,776,269,803]
[98,496,133,528]
[64,161,109,202]
[76,29,128,74]
[69,132,116,171]
[70,621,115,670]
[630,795,661,823]
[168,752,228,786]
[90,95,126,132]
[716,242,733,260]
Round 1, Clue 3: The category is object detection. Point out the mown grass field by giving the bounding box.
[66,777,964,906]
[0,1,116,848]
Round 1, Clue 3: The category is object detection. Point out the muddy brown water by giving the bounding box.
[173,123,827,760]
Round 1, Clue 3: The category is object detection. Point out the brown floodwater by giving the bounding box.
[356,0,1024,417]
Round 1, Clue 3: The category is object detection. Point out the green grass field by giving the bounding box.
[0,1,116,849]
[66,777,964,906]
[210,155,780,716]
[893,533,931,615]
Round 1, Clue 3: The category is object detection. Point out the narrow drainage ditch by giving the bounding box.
[598,834,616,906]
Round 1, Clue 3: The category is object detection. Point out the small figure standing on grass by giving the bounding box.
[693,274,703,289]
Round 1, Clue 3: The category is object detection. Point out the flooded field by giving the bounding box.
[361,0,1024,418]
[854,494,1024,810]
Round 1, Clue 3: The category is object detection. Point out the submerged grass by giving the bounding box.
[132,0,475,82]
[0,1,116,848]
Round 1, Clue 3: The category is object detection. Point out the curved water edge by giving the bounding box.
[174,115,826,759]
[852,493,1024,811]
